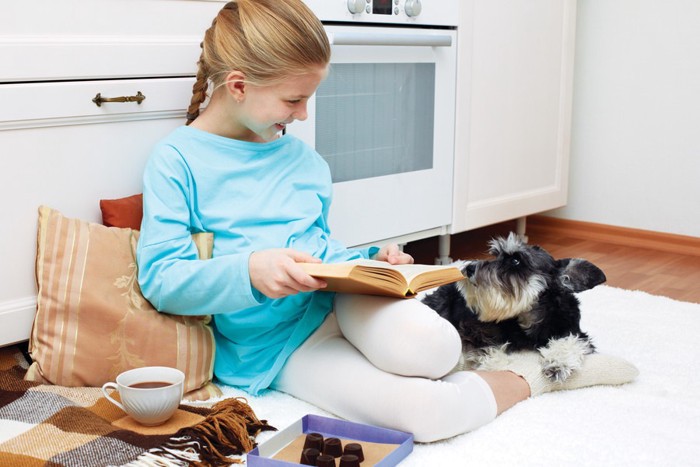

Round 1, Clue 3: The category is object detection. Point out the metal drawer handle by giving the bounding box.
[92,91,145,107]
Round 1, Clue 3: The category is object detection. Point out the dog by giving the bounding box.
[421,232,606,382]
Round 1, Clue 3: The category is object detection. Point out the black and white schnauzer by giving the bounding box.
[421,232,606,383]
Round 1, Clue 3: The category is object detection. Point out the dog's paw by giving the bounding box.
[539,335,591,382]
[542,362,574,383]
[473,344,511,371]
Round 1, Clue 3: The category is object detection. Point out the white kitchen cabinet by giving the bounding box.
[0,0,226,346]
[0,1,222,82]
[0,78,197,346]
[450,0,577,234]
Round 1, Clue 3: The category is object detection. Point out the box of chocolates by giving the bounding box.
[247,414,413,467]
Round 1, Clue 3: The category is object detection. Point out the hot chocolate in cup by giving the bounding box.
[101,366,184,426]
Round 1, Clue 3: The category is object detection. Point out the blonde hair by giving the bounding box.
[186,0,331,125]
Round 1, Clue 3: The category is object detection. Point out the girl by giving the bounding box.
[137,0,637,443]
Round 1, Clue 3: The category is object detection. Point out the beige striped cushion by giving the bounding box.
[26,206,221,401]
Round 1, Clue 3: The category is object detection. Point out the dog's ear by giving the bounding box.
[555,258,607,292]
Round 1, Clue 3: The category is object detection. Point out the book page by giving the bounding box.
[299,261,357,278]
[349,259,461,282]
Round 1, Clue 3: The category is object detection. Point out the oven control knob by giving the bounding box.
[347,0,365,14]
[405,0,422,17]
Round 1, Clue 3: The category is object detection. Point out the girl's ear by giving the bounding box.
[224,71,247,102]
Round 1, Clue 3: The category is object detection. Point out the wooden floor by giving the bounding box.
[404,219,700,304]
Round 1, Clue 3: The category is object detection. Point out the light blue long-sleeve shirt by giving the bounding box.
[137,126,376,394]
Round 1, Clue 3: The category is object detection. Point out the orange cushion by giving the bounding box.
[27,206,220,401]
[100,193,143,230]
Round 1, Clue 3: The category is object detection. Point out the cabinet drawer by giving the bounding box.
[2,78,196,129]
[1,0,225,82]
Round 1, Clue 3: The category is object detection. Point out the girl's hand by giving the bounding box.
[373,244,414,265]
[249,249,327,299]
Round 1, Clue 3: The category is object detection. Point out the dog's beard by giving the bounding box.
[460,273,547,322]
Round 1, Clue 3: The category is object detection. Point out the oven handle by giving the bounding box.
[328,32,452,47]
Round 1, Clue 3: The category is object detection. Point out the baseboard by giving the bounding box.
[528,215,700,257]
[0,297,35,347]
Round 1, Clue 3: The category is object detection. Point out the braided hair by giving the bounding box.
[186,0,330,125]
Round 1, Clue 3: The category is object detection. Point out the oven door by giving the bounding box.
[288,25,457,248]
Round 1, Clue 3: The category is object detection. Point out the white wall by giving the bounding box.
[546,0,700,238]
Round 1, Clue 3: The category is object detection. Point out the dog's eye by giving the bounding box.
[511,257,521,266]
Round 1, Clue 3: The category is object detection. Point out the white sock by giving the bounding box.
[476,350,639,397]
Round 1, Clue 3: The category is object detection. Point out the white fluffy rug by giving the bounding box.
[214,286,700,466]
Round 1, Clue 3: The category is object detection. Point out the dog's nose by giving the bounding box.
[465,262,477,278]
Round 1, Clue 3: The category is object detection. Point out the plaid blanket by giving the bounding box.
[0,346,275,466]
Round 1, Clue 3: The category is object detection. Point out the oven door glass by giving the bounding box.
[288,26,456,247]
[316,63,435,183]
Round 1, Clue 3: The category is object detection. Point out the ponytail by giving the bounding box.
[186,0,330,125]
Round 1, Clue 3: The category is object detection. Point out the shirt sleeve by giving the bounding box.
[136,144,263,316]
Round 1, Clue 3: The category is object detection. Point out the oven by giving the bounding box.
[291,0,459,248]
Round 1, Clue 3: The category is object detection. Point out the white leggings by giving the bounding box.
[271,294,497,443]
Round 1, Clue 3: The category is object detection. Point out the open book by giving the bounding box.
[300,259,464,299]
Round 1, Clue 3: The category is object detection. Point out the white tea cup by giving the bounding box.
[101,366,185,426]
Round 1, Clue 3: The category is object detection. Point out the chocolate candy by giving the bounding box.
[338,454,360,467]
[322,437,343,458]
[303,432,324,451]
[315,453,336,467]
[342,443,364,462]
[300,447,321,465]
[299,434,365,466]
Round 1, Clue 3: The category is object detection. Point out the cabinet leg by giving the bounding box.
[516,216,529,243]
[435,234,453,265]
